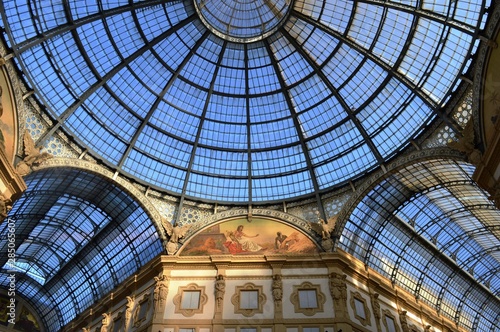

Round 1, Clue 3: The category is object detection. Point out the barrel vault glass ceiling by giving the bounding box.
[0,0,488,203]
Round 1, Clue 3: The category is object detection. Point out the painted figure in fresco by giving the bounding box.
[234,225,262,252]
[223,230,243,254]
[275,231,288,249]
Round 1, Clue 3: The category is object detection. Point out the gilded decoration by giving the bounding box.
[179,216,319,256]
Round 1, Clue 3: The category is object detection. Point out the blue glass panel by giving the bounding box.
[193,147,248,177]
[78,21,121,78]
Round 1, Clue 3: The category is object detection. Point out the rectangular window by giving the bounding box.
[298,289,318,308]
[354,298,366,319]
[385,315,396,332]
[179,329,195,332]
[112,317,122,332]
[240,329,257,332]
[181,290,201,309]
[240,290,259,309]
[303,328,320,332]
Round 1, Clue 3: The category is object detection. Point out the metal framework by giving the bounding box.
[0,168,163,330]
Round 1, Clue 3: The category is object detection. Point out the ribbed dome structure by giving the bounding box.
[1,0,484,203]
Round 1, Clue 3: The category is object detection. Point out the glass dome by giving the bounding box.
[1,0,485,203]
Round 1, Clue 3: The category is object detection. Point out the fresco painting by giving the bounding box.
[180,217,319,256]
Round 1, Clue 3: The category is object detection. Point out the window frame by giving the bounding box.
[349,291,371,326]
[173,283,208,317]
[290,281,325,316]
[231,283,266,317]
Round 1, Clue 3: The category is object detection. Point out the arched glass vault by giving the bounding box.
[339,159,500,331]
[0,168,163,330]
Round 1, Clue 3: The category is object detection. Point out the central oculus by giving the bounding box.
[194,0,293,43]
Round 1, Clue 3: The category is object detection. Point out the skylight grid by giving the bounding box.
[200,121,247,149]
[348,3,384,50]
[286,17,314,47]
[198,35,224,64]
[298,96,345,136]
[192,148,248,177]
[307,122,364,161]
[454,0,483,26]
[33,1,66,31]
[66,109,127,165]
[213,66,247,94]
[128,51,172,95]
[107,12,144,58]
[150,102,200,142]
[422,0,450,16]
[294,0,323,20]
[78,22,122,78]
[44,33,98,96]
[181,54,217,89]
[299,23,339,66]
[249,94,290,122]
[207,94,247,123]
[340,60,387,109]
[373,9,413,67]
[21,47,76,115]
[220,43,245,67]
[423,30,472,104]
[248,42,272,67]
[123,150,187,191]
[252,170,312,201]
[186,173,249,202]
[399,18,443,85]
[107,73,156,118]
[289,75,331,113]
[153,25,198,70]
[69,0,99,19]
[357,79,411,128]
[248,64,282,94]
[165,79,208,116]
[3,1,36,42]
[275,45,313,86]
[318,0,353,31]
[102,0,128,10]
[85,88,141,141]
[136,5,173,41]
[53,283,77,323]
[251,147,308,177]
[323,45,363,88]
[315,144,377,187]
[166,0,195,22]
[250,118,298,149]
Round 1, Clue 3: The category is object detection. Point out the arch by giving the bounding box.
[178,209,322,255]
[335,149,500,331]
[0,166,165,331]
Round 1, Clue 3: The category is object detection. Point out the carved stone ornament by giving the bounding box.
[447,118,482,165]
[161,217,191,255]
[16,129,53,176]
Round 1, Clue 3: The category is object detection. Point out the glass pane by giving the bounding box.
[240,290,259,309]
[354,298,366,319]
[299,289,318,308]
[181,291,201,309]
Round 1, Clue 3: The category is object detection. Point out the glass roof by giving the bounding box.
[0,0,487,203]
[340,159,500,331]
[0,168,163,330]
